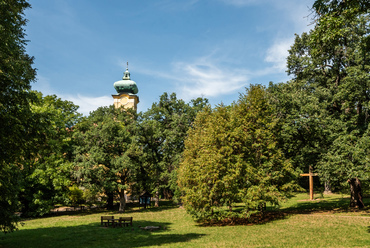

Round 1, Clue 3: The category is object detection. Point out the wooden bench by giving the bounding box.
[117,217,133,227]
[101,216,133,227]
[101,216,114,227]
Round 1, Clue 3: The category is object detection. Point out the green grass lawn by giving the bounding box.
[1,193,370,248]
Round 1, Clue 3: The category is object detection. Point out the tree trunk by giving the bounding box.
[106,192,114,210]
[348,178,364,209]
[118,190,126,213]
[323,181,332,194]
[163,189,173,200]
[155,190,159,207]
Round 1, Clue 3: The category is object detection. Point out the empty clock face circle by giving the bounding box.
[120,97,129,105]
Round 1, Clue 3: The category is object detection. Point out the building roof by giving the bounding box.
[113,66,139,95]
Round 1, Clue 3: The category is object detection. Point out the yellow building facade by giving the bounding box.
[112,93,139,111]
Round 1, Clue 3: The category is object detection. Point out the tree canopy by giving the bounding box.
[1,0,369,232]
[274,0,370,207]
[133,93,208,205]
[73,106,136,212]
[178,85,298,221]
[0,0,37,233]
[19,91,81,217]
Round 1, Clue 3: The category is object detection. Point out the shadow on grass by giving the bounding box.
[198,195,370,227]
[1,220,206,248]
[124,201,179,214]
[282,195,370,214]
[36,201,178,220]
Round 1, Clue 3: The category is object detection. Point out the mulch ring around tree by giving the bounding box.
[200,211,289,226]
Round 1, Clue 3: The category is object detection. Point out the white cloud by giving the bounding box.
[264,37,294,72]
[32,75,112,116]
[172,57,249,100]
[63,94,112,116]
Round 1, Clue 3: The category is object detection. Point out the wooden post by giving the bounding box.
[300,166,318,200]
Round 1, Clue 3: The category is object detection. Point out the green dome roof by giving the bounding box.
[113,68,139,94]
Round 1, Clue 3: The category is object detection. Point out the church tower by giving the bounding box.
[112,63,139,111]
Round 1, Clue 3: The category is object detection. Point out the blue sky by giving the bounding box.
[25,0,315,116]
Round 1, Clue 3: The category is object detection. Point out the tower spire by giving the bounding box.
[123,61,130,80]
[112,62,139,111]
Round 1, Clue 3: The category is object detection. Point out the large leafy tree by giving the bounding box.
[73,106,136,212]
[19,92,81,217]
[0,0,36,232]
[179,85,297,222]
[268,81,331,176]
[134,93,208,206]
[278,0,370,207]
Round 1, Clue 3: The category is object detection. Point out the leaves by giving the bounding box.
[73,106,136,210]
[133,93,208,202]
[0,0,36,233]
[19,91,81,217]
[179,85,297,221]
[279,2,370,196]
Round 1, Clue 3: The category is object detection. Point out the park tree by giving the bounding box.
[268,81,330,177]
[0,0,37,232]
[313,0,370,16]
[73,106,136,212]
[19,92,81,217]
[277,0,370,207]
[134,93,208,206]
[179,85,297,222]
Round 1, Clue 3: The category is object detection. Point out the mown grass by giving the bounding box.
[1,193,370,248]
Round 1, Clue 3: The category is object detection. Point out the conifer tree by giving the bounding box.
[179,85,297,221]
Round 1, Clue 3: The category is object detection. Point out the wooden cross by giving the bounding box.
[300,166,318,200]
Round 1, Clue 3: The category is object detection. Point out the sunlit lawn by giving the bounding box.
[1,193,370,248]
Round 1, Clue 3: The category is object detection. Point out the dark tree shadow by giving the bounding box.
[197,196,370,227]
[1,220,206,248]
[283,195,370,214]
[44,200,179,217]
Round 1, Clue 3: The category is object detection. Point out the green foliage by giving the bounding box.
[68,185,84,206]
[179,85,298,221]
[0,0,36,233]
[133,93,208,203]
[275,2,370,201]
[82,188,100,207]
[73,106,137,211]
[19,91,81,217]
[313,0,370,16]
